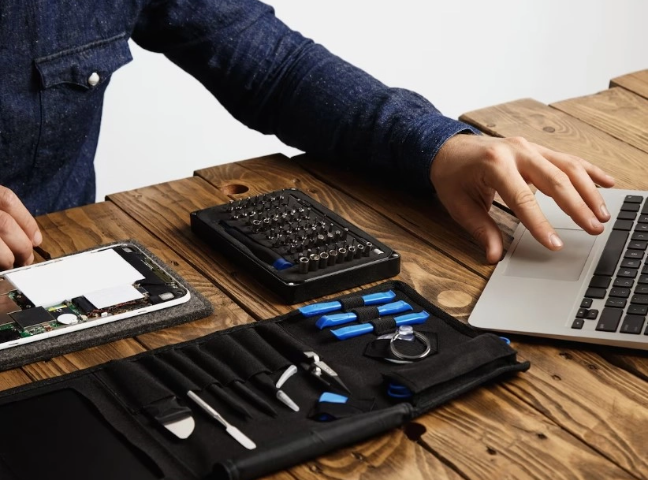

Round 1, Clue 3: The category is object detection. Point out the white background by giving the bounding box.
[94,0,648,201]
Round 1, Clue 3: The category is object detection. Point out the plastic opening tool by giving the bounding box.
[316,300,413,329]
[330,311,430,340]
[299,290,397,317]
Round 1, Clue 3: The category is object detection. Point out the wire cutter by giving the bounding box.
[301,351,350,394]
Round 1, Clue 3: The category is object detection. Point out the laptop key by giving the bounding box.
[625,195,644,203]
[628,304,648,315]
[589,276,611,288]
[596,308,623,332]
[609,287,630,298]
[621,258,641,268]
[585,287,606,299]
[581,298,593,308]
[616,268,638,278]
[628,241,648,250]
[613,278,634,288]
[618,211,637,221]
[614,220,633,231]
[586,309,599,320]
[594,230,628,276]
[632,232,648,241]
[620,315,645,334]
[605,298,626,308]
[621,202,640,212]
[635,285,648,295]
[630,294,648,305]
[571,318,584,329]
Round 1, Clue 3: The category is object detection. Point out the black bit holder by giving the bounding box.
[190,188,401,303]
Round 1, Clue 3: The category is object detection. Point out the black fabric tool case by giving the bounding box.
[0,281,529,480]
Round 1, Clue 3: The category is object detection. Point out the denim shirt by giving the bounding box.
[0,0,478,216]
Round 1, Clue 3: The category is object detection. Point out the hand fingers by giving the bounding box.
[0,211,36,269]
[488,162,563,251]
[0,187,42,247]
[0,187,39,269]
[444,195,504,264]
[535,145,614,222]
[518,150,606,235]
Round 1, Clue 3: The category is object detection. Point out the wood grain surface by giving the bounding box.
[552,87,648,155]
[611,69,648,99]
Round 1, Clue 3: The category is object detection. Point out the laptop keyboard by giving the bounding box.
[572,194,648,335]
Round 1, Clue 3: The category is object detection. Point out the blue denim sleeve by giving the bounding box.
[132,0,480,191]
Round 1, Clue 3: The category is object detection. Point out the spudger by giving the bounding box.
[330,311,430,340]
[316,300,413,329]
[298,290,397,317]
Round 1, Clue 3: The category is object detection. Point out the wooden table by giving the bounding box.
[3,70,648,479]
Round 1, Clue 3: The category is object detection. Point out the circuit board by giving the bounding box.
[0,244,189,348]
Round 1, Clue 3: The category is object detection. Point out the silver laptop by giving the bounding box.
[469,188,648,350]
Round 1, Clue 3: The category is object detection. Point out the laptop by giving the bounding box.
[0,242,190,350]
[469,188,648,350]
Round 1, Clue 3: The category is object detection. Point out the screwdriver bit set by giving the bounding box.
[191,188,400,303]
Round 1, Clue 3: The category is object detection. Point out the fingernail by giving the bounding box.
[33,230,42,246]
[600,204,610,219]
[590,217,603,230]
[549,233,563,248]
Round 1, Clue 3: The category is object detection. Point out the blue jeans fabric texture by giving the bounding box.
[0,0,478,216]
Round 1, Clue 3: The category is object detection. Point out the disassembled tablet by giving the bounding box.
[0,243,190,350]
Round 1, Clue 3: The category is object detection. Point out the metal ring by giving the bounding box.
[389,331,431,361]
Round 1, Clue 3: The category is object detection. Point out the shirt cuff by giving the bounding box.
[400,116,481,192]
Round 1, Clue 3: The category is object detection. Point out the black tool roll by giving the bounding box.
[0,281,529,480]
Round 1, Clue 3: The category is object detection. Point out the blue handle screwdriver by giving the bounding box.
[330,311,430,340]
[316,300,413,329]
[299,290,396,317]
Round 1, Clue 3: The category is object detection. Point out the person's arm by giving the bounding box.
[132,0,474,192]
[132,0,614,263]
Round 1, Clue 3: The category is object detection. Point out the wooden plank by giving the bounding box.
[611,70,648,99]
[0,368,33,391]
[459,98,648,190]
[419,386,636,479]
[552,88,648,155]
[194,156,642,477]
[4,201,249,388]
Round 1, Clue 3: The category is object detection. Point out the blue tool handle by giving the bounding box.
[299,301,342,317]
[394,311,429,326]
[300,290,396,317]
[331,323,374,340]
[363,290,397,305]
[316,312,358,329]
[331,310,430,340]
[377,300,412,316]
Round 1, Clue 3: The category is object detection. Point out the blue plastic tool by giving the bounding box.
[330,311,430,340]
[299,290,397,317]
[316,300,413,329]
[319,392,349,404]
[387,383,412,399]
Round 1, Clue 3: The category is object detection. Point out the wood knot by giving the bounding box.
[559,352,573,360]
[486,446,497,455]
[537,433,548,440]
[437,290,471,308]
[551,374,561,381]
[543,126,556,133]
[221,184,249,195]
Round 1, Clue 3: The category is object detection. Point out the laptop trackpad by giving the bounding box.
[504,229,596,281]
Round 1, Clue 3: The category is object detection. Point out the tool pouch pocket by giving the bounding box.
[0,281,529,480]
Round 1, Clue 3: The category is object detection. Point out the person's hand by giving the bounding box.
[0,186,42,270]
[430,134,615,264]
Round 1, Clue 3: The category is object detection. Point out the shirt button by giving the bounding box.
[87,72,100,87]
